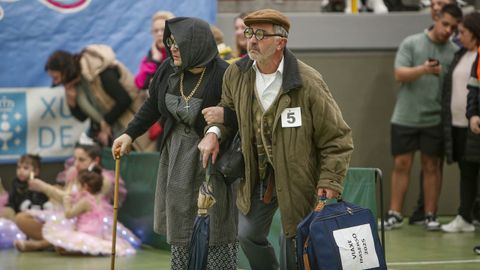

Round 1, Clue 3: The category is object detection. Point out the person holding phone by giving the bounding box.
[382,4,462,231]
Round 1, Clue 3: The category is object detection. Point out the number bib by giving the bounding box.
[281,107,302,128]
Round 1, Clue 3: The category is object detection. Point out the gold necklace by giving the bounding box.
[180,67,207,111]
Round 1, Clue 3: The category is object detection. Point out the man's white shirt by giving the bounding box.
[207,57,285,139]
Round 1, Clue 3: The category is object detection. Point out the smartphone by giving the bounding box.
[428,57,440,66]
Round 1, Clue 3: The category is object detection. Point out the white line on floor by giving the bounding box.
[389,259,480,266]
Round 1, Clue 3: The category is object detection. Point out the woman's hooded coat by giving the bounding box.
[124,17,236,149]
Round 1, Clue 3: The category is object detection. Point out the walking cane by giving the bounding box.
[110,150,121,270]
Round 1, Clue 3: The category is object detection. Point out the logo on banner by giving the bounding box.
[39,0,91,13]
[0,0,20,21]
[0,94,26,154]
[0,0,89,21]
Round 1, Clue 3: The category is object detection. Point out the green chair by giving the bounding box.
[101,149,170,250]
[342,167,385,254]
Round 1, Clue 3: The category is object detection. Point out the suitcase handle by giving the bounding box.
[303,236,312,270]
[314,195,327,212]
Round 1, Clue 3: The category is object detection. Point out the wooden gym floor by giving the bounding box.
[1,217,480,270]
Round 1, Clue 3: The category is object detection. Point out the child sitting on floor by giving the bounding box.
[41,165,136,256]
[0,154,47,248]
[1,154,49,219]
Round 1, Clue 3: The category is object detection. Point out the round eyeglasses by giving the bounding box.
[243,27,287,41]
[166,36,179,49]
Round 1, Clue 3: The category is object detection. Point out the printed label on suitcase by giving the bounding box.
[333,224,380,270]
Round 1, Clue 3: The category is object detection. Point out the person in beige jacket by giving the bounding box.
[199,9,353,270]
[45,45,153,151]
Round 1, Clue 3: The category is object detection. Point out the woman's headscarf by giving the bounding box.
[163,17,218,70]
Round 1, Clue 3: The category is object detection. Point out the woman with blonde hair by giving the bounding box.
[134,10,175,90]
[134,10,175,149]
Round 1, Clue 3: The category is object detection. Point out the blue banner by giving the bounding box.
[0,0,216,87]
[0,0,216,163]
[0,87,89,164]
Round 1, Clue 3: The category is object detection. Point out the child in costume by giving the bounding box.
[42,165,136,256]
[15,144,137,252]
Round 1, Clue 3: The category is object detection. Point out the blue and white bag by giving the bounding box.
[296,200,387,270]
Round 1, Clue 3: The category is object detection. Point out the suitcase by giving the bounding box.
[296,200,387,270]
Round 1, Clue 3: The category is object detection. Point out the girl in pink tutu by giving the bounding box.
[15,143,136,252]
[55,143,127,205]
[42,165,135,256]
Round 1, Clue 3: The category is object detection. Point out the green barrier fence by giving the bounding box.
[102,148,384,267]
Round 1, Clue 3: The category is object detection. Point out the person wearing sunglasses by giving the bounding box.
[112,17,238,269]
[199,9,353,270]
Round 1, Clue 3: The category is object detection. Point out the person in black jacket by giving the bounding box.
[1,154,48,220]
[112,17,238,269]
[441,12,480,233]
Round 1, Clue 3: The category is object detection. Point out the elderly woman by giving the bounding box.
[112,17,238,269]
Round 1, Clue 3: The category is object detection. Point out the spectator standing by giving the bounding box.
[383,4,462,231]
[134,11,175,149]
[234,13,248,58]
[409,0,459,225]
[441,12,480,233]
[211,25,235,62]
[134,11,175,90]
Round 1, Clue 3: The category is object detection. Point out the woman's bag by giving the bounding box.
[296,199,387,270]
[215,131,244,185]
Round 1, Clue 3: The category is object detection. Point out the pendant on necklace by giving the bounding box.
[184,101,190,111]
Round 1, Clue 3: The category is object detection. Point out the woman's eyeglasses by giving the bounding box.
[166,36,179,49]
[243,27,286,41]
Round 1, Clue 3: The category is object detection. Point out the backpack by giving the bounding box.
[296,200,387,270]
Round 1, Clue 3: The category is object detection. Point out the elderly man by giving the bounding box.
[198,9,353,270]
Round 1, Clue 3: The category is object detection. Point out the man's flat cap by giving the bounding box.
[244,9,290,33]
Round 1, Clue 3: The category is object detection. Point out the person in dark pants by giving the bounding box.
[440,12,480,233]
[409,0,460,225]
[198,9,353,270]
[112,17,239,269]
[382,4,462,231]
